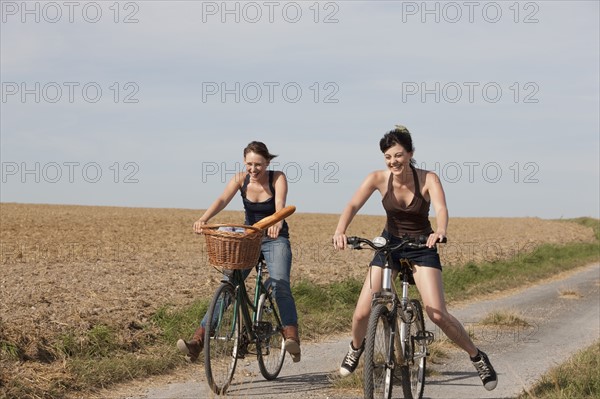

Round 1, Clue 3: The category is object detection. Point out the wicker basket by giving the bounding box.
[203,224,263,269]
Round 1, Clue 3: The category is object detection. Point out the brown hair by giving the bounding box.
[379,125,416,166]
[243,141,277,161]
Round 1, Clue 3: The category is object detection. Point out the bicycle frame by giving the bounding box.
[203,207,294,394]
[350,235,440,399]
[372,253,419,368]
[226,260,281,351]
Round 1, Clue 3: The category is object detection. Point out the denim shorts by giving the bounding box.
[370,230,443,271]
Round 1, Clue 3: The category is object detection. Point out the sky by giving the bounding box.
[1,0,599,219]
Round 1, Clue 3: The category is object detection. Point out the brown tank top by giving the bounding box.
[382,165,433,237]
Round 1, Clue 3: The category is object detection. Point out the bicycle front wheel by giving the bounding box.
[400,299,427,399]
[204,283,239,395]
[364,303,394,399]
[256,291,286,380]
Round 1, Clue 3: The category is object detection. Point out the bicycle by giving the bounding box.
[346,234,445,399]
[201,206,296,395]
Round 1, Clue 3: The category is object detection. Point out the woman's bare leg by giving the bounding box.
[412,265,478,357]
[350,266,386,348]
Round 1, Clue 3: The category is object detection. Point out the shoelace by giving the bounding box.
[473,359,492,379]
[344,349,362,365]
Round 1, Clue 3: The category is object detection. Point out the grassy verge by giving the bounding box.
[2,219,597,398]
[518,341,600,399]
[440,216,598,303]
[441,240,598,304]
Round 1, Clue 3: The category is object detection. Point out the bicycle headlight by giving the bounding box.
[372,236,387,248]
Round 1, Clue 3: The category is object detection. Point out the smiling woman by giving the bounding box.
[332,124,498,391]
[178,141,301,363]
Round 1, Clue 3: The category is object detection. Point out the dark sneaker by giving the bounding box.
[339,340,364,376]
[471,350,498,391]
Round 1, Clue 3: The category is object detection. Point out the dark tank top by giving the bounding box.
[382,165,433,237]
[240,171,289,238]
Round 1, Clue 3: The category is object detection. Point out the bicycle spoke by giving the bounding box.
[256,291,286,380]
[364,304,393,399]
[400,300,427,399]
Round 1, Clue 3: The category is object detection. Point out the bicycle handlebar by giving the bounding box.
[347,235,447,252]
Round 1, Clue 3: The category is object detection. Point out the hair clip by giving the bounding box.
[394,124,409,133]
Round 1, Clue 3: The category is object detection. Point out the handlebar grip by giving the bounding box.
[406,235,448,250]
[346,236,363,249]
[346,236,359,245]
[416,235,448,244]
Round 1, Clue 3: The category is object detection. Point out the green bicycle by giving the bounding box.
[201,206,295,395]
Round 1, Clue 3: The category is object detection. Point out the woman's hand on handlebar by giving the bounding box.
[193,219,207,234]
[332,232,347,250]
[426,231,446,248]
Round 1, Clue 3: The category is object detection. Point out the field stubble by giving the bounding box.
[0,203,596,396]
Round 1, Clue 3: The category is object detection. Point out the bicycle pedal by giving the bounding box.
[415,330,435,345]
[255,321,274,336]
[236,345,249,359]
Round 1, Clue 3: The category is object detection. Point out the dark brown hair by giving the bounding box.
[243,141,277,161]
[379,125,416,165]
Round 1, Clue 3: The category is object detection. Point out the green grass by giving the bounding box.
[294,278,362,340]
[442,241,598,304]
[1,300,211,399]
[151,299,209,344]
[518,341,600,399]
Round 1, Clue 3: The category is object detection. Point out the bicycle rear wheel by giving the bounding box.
[364,303,393,399]
[256,291,286,380]
[400,299,426,399]
[204,283,239,395]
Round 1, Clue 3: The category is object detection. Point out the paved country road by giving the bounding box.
[104,263,599,399]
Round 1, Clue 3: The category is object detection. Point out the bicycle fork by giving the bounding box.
[379,267,400,373]
[398,279,412,364]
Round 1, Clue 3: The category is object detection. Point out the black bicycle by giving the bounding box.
[347,235,445,399]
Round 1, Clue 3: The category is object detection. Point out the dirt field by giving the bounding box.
[0,203,596,397]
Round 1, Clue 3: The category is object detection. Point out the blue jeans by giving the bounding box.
[201,236,298,328]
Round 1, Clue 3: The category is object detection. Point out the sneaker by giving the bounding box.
[471,350,498,391]
[339,340,364,376]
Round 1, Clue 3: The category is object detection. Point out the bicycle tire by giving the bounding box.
[204,283,239,395]
[364,303,394,399]
[256,291,286,380]
[400,299,426,399]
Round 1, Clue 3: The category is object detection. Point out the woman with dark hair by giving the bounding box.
[332,126,497,391]
[177,141,301,363]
